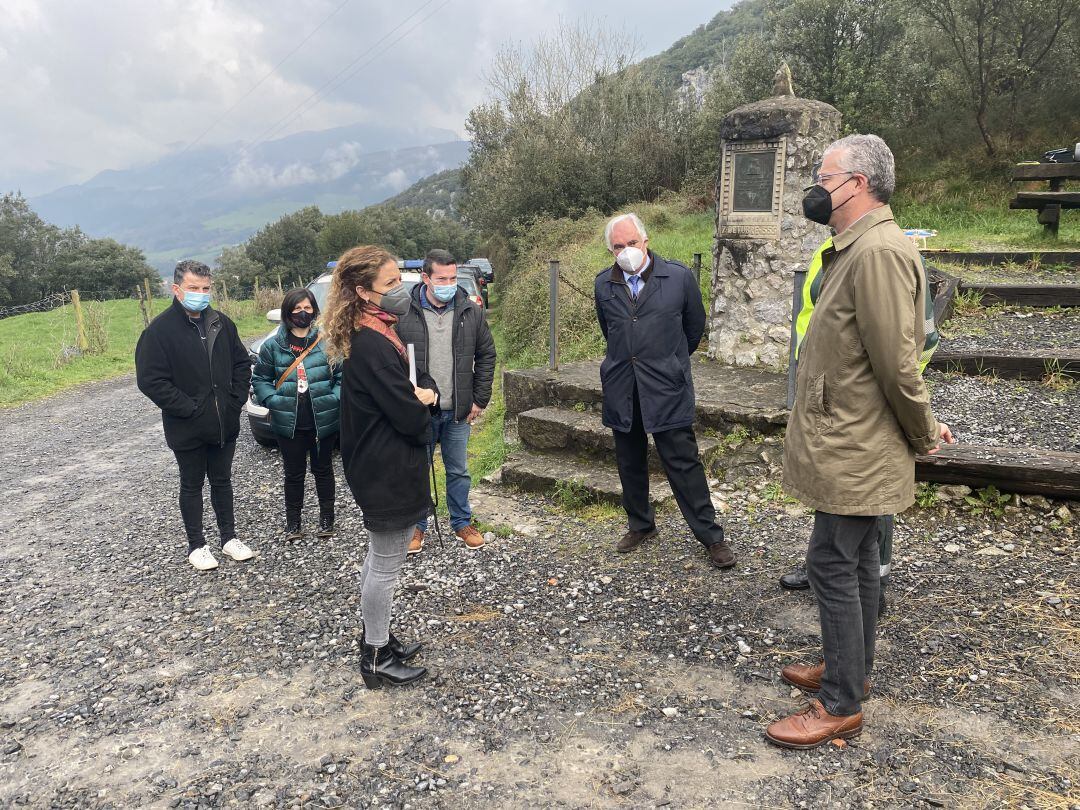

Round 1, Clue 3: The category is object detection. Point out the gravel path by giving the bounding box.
[929,263,1080,285]
[940,308,1080,354]
[1,376,1077,809]
[927,371,1080,453]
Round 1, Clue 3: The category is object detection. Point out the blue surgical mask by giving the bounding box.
[181,291,211,312]
[433,284,457,303]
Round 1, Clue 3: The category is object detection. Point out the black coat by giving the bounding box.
[594,252,706,434]
[340,327,440,532]
[394,285,497,422]
[135,298,252,451]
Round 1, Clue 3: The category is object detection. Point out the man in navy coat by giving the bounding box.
[594,213,735,569]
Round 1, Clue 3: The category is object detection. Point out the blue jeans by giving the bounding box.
[417,409,472,532]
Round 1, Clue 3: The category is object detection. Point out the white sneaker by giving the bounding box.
[188,546,219,571]
[222,538,254,561]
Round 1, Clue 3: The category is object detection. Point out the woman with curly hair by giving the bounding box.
[323,245,439,689]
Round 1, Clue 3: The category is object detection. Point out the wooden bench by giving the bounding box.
[1009,163,1080,236]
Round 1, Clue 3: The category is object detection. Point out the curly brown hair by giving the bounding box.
[322,245,398,363]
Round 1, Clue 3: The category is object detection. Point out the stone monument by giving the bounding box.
[708,68,841,369]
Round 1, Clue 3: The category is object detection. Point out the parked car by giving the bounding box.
[456,265,489,307]
[467,257,495,284]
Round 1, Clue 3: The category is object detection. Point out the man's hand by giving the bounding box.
[414,387,437,406]
[467,403,484,424]
[926,422,956,455]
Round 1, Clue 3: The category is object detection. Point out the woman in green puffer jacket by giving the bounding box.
[252,288,341,541]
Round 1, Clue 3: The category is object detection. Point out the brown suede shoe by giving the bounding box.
[616,528,657,553]
[456,525,485,549]
[407,528,424,556]
[765,698,863,750]
[706,540,736,569]
[781,660,871,700]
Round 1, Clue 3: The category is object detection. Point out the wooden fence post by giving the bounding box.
[70,290,89,351]
[143,277,154,317]
[136,285,150,330]
[254,276,261,303]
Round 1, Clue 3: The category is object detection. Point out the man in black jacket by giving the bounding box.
[595,213,735,570]
[135,260,255,571]
[395,249,497,553]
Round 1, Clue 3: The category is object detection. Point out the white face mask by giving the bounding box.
[615,246,645,274]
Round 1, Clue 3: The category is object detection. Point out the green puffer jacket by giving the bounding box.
[252,325,341,440]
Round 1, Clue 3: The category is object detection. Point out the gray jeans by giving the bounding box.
[360,524,412,648]
[806,511,881,717]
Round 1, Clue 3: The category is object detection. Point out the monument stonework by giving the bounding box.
[709,82,841,369]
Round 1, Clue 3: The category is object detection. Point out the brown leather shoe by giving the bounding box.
[781,660,871,700]
[407,528,424,555]
[707,540,736,569]
[765,699,863,750]
[616,528,656,553]
[456,525,485,549]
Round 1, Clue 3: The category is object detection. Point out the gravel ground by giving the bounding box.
[1,376,1078,809]
[929,263,1080,285]
[927,370,1080,453]
[940,308,1080,354]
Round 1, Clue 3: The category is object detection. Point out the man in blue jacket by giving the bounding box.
[594,213,735,569]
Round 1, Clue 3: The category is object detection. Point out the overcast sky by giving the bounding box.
[0,0,730,196]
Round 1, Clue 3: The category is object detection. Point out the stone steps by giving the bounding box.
[499,450,674,506]
[504,359,789,434]
[517,406,723,474]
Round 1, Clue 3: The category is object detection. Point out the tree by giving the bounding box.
[214,244,264,296]
[460,20,689,238]
[244,206,325,285]
[46,238,157,297]
[911,0,1080,155]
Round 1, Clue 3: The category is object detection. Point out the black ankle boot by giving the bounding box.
[317,512,334,538]
[360,642,427,689]
[285,520,302,542]
[388,630,422,661]
[361,628,422,662]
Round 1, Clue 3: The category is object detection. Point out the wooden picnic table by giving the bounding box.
[1010,162,1080,235]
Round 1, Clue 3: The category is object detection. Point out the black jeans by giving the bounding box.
[612,388,724,548]
[806,511,881,716]
[277,429,336,526]
[172,441,237,552]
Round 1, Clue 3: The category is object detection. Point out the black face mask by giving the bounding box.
[290,310,314,328]
[802,176,855,225]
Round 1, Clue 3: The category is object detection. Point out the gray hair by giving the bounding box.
[174,259,211,286]
[825,134,895,203]
[603,213,648,250]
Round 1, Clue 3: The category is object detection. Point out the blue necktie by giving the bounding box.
[628,274,641,299]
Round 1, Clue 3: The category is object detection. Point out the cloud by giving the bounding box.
[229,140,368,189]
[1,1,725,196]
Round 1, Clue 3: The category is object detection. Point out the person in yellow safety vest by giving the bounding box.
[780,237,941,615]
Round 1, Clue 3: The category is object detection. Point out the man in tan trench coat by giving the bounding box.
[765,134,955,749]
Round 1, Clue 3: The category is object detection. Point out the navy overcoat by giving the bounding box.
[593,252,706,434]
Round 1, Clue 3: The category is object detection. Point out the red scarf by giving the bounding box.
[357,309,407,360]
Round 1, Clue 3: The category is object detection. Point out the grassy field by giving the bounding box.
[0,298,273,409]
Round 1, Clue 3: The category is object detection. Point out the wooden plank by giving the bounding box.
[928,350,1080,380]
[1011,163,1080,181]
[929,267,960,323]
[1009,192,1080,209]
[917,444,1080,499]
[923,250,1080,267]
[962,283,1080,307]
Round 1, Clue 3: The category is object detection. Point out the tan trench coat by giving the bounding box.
[782,205,940,516]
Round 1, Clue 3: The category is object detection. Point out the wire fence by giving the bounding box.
[0,292,71,321]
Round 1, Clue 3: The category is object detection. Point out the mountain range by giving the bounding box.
[30,122,468,272]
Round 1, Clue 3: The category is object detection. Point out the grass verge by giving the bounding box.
[0,298,272,409]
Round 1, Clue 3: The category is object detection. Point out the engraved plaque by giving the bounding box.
[732,151,775,212]
[717,139,786,239]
